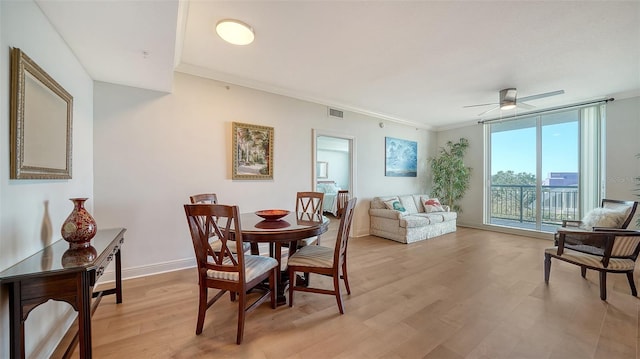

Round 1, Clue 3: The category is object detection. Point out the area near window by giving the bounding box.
[486,104,604,232]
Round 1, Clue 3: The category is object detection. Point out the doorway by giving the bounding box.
[312,130,356,215]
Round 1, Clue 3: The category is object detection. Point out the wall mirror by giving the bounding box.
[10,48,73,179]
[316,161,328,179]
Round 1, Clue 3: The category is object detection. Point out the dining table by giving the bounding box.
[234,211,330,305]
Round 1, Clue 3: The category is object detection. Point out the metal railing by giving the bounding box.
[490,185,579,226]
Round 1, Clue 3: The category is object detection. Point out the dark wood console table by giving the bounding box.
[0,227,126,359]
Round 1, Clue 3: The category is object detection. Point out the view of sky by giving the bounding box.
[491,119,578,178]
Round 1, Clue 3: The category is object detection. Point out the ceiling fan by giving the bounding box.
[464,88,565,116]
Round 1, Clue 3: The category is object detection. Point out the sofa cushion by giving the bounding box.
[399,195,419,214]
[399,215,431,228]
[384,199,407,214]
[371,196,399,209]
[421,197,445,213]
[413,212,457,222]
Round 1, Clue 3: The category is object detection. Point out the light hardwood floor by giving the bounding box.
[66,219,640,358]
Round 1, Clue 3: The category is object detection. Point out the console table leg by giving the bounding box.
[8,283,24,359]
[115,249,122,304]
[78,272,93,358]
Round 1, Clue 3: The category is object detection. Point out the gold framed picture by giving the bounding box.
[10,48,73,179]
[232,122,274,180]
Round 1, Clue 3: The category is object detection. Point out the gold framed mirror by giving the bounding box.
[10,48,73,179]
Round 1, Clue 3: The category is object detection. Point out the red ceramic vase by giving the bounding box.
[61,198,97,249]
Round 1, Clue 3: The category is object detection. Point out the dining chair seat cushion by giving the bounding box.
[207,255,278,281]
[288,245,334,268]
[210,240,250,254]
[545,247,636,271]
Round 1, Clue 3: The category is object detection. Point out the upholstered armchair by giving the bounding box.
[545,228,640,300]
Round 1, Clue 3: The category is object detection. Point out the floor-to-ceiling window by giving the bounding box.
[486,104,603,232]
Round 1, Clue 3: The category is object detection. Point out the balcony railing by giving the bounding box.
[490,185,579,228]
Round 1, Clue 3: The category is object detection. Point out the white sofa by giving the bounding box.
[369,194,457,244]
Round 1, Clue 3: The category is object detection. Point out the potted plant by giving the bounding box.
[429,138,471,212]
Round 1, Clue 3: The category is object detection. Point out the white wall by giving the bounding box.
[317,149,349,189]
[0,1,94,358]
[93,72,433,278]
[435,124,485,228]
[437,96,640,236]
[604,97,640,227]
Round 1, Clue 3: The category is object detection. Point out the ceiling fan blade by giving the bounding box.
[518,90,565,102]
[478,105,500,116]
[463,102,498,108]
[516,102,535,110]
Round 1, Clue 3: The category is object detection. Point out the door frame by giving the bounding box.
[312,129,356,197]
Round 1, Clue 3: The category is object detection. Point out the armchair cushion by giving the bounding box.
[580,207,628,229]
[545,247,636,271]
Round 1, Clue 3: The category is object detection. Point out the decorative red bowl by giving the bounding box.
[255,209,290,221]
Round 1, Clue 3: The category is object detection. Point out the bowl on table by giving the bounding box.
[255,209,290,221]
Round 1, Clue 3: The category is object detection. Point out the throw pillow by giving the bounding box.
[580,207,627,229]
[384,199,407,213]
[422,198,445,213]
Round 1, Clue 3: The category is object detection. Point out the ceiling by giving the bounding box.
[36,1,640,130]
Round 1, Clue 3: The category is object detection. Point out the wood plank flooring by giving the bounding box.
[63,219,640,358]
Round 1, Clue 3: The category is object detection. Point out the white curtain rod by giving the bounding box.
[477,97,615,125]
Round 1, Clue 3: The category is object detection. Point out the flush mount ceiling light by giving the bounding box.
[216,19,254,45]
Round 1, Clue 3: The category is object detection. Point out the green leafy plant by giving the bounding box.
[429,138,471,212]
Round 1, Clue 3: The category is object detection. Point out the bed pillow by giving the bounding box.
[384,199,407,214]
[580,207,627,229]
[422,197,445,213]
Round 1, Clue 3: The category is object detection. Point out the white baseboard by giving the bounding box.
[96,257,195,284]
[456,222,554,240]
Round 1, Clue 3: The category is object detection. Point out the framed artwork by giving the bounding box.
[385,137,417,177]
[10,48,73,179]
[316,161,328,179]
[232,122,274,180]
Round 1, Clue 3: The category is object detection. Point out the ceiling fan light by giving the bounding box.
[500,101,516,110]
[216,19,254,45]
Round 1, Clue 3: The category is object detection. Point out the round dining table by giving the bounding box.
[237,211,330,305]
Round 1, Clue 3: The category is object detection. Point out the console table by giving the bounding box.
[0,227,126,359]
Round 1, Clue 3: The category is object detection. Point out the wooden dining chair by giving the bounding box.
[288,197,357,314]
[184,204,278,344]
[296,191,324,247]
[189,193,257,255]
[336,190,349,218]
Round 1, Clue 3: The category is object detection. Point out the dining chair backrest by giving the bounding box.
[184,204,245,277]
[336,190,349,218]
[334,197,357,267]
[296,192,324,216]
[190,193,218,204]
